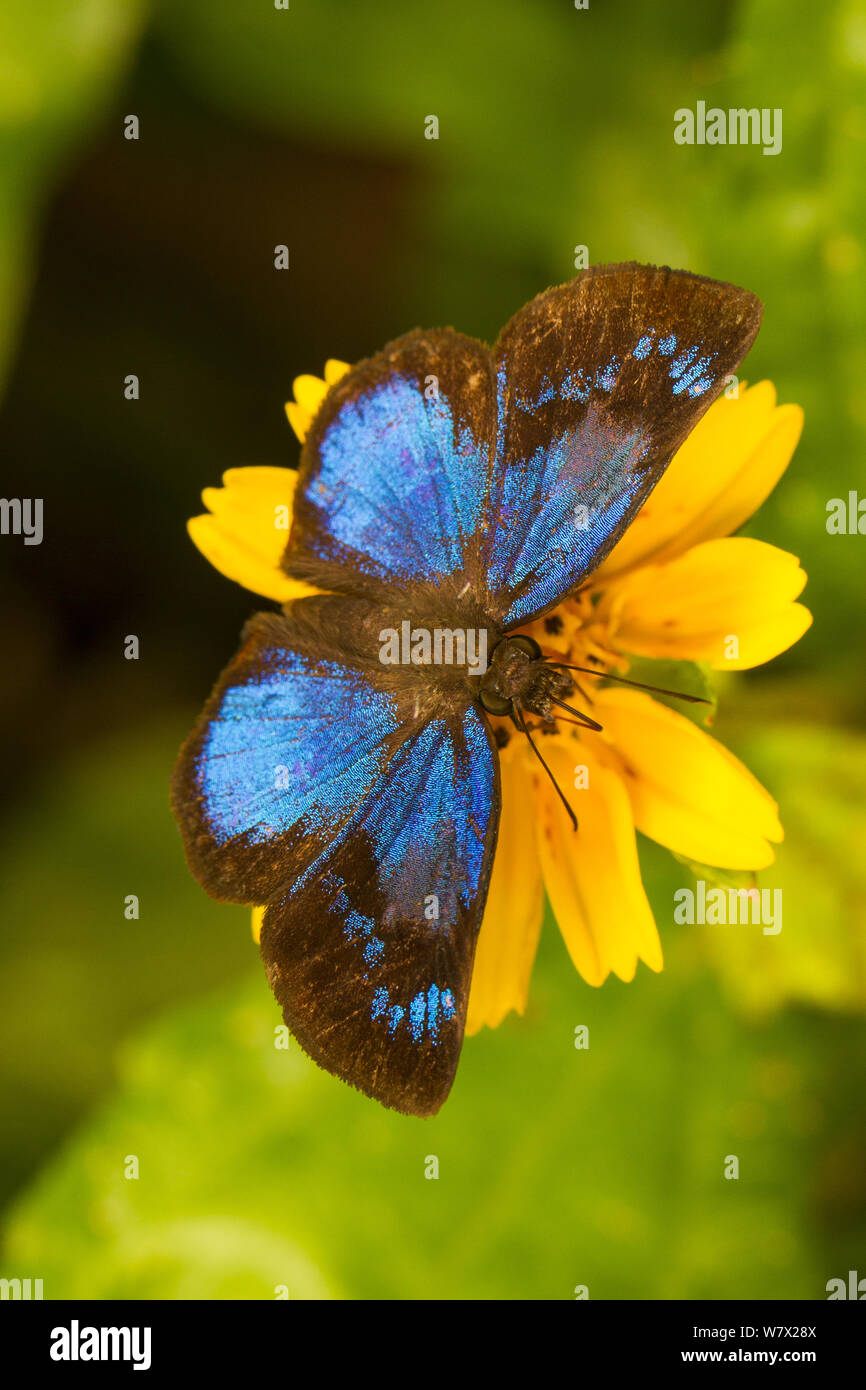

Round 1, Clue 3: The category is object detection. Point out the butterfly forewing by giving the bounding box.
[285,328,497,600]
[485,263,763,625]
[282,265,761,629]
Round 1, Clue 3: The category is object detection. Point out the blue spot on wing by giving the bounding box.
[364,937,385,966]
[409,992,426,1042]
[595,355,621,391]
[371,988,388,1020]
[375,982,455,1046]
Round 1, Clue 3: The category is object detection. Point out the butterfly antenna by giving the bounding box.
[513,700,578,833]
[572,676,595,706]
[549,709,597,731]
[549,663,711,706]
[549,695,604,731]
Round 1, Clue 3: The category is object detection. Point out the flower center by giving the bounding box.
[520,589,627,715]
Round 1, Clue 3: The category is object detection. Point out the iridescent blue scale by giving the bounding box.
[198,653,399,846]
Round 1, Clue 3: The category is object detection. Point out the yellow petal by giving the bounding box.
[594,688,783,870]
[597,382,804,579]
[284,402,309,442]
[292,373,330,415]
[188,466,317,602]
[324,358,351,385]
[284,361,350,442]
[536,737,662,986]
[252,906,264,944]
[601,536,812,670]
[466,745,544,1034]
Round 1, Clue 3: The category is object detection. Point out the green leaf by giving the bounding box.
[0,0,147,395]
[695,723,866,1015]
[5,915,862,1299]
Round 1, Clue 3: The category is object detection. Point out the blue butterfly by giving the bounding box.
[171,263,761,1115]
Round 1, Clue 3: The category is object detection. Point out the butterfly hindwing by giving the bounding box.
[172,597,418,903]
[260,703,499,1116]
[171,597,499,1115]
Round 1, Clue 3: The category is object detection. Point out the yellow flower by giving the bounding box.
[188,365,811,1031]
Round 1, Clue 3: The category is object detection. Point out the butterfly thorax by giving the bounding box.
[330,579,502,718]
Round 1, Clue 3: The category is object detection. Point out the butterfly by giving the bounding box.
[171,263,762,1117]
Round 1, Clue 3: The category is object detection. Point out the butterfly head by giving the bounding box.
[479,635,573,721]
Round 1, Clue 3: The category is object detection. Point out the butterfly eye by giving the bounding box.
[479,683,512,716]
[497,634,543,662]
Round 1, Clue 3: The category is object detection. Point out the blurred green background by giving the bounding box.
[1,0,865,1299]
